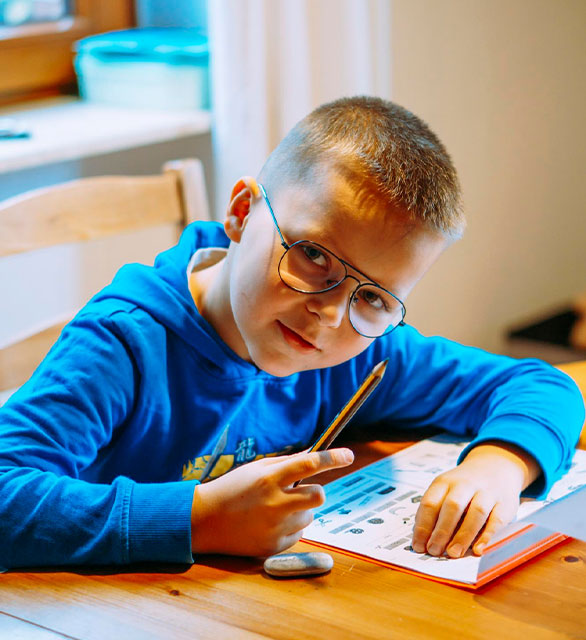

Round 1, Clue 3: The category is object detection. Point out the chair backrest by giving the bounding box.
[0,158,210,401]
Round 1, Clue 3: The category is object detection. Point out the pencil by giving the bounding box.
[309,358,388,452]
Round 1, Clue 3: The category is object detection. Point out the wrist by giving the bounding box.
[463,442,541,490]
[191,482,220,554]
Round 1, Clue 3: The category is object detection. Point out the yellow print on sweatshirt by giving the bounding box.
[182,439,297,482]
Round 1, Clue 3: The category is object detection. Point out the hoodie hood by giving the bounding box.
[90,221,262,379]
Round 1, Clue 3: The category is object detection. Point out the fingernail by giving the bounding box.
[475,543,486,555]
[427,543,440,556]
[447,544,462,558]
[338,449,353,464]
[345,449,354,463]
[412,542,424,553]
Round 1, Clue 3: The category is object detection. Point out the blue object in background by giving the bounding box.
[0,0,68,26]
[74,28,210,110]
[135,0,207,32]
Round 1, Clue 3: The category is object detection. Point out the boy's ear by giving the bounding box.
[224,176,260,242]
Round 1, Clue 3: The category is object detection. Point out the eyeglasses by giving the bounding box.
[258,183,406,338]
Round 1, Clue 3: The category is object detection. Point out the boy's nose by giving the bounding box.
[305,281,353,329]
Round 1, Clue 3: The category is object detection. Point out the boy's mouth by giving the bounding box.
[277,321,318,351]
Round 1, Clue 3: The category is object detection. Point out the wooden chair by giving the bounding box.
[0,158,210,403]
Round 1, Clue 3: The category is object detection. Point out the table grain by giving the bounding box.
[1,436,584,640]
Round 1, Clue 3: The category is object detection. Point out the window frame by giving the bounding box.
[0,0,135,106]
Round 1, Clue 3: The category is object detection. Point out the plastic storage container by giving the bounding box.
[74,28,209,110]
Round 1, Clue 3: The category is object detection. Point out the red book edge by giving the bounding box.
[302,527,569,590]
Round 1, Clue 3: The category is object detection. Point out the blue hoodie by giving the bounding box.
[0,222,583,570]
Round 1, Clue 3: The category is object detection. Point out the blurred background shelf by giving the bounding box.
[0,96,210,173]
[0,96,214,218]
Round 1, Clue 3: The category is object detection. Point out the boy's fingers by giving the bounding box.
[412,481,449,552]
[280,484,333,524]
[445,491,495,558]
[271,531,304,556]
[472,503,510,555]
[425,486,475,556]
[285,509,316,535]
[267,510,316,557]
[276,449,354,487]
[284,484,326,510]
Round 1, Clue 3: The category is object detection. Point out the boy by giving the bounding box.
[0,97,583,569]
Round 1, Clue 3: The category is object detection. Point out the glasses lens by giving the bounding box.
[279,241,346,292]
[349,283,405,338]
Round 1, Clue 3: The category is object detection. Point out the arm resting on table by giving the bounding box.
[556,360,586,449]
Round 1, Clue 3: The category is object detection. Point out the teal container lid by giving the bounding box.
[74,28,208,64]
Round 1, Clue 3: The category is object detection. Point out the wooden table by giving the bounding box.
[1,364,585,640]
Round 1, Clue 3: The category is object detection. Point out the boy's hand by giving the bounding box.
[191,448,354,557]
[412,443,540,558]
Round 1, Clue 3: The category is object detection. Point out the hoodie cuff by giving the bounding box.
[128,480,198,564]
[457,414,566,499]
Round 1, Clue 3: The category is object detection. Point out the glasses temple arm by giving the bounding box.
[258,183,289,249]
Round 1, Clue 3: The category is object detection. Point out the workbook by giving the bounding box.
[302,436,586,589]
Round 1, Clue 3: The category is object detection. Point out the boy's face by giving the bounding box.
[214,168,448,377]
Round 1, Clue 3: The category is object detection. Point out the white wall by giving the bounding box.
[392,0,586,352]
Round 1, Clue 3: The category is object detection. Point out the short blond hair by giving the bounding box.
[259,96,465,238]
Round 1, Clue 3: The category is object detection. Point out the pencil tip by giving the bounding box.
[375,359,389,376]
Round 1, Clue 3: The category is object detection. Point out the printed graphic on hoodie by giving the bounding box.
[182,436,297,482]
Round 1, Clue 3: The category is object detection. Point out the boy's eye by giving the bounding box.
[301,244,328,268]
[355,288,387,311]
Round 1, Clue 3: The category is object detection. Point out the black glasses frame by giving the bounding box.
[257,183,406,338]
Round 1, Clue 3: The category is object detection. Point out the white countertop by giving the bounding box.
[0,97,211,173]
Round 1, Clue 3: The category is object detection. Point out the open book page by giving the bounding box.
[302,436,586,585]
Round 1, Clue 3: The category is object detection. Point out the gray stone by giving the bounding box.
[263,551,334,577]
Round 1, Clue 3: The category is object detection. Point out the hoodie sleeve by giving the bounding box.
[0,313,195,570]
[352,325,585,498]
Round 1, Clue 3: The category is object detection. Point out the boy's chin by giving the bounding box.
[254,357,307,378]
[247,348,313,378]
[250,350,341,378]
